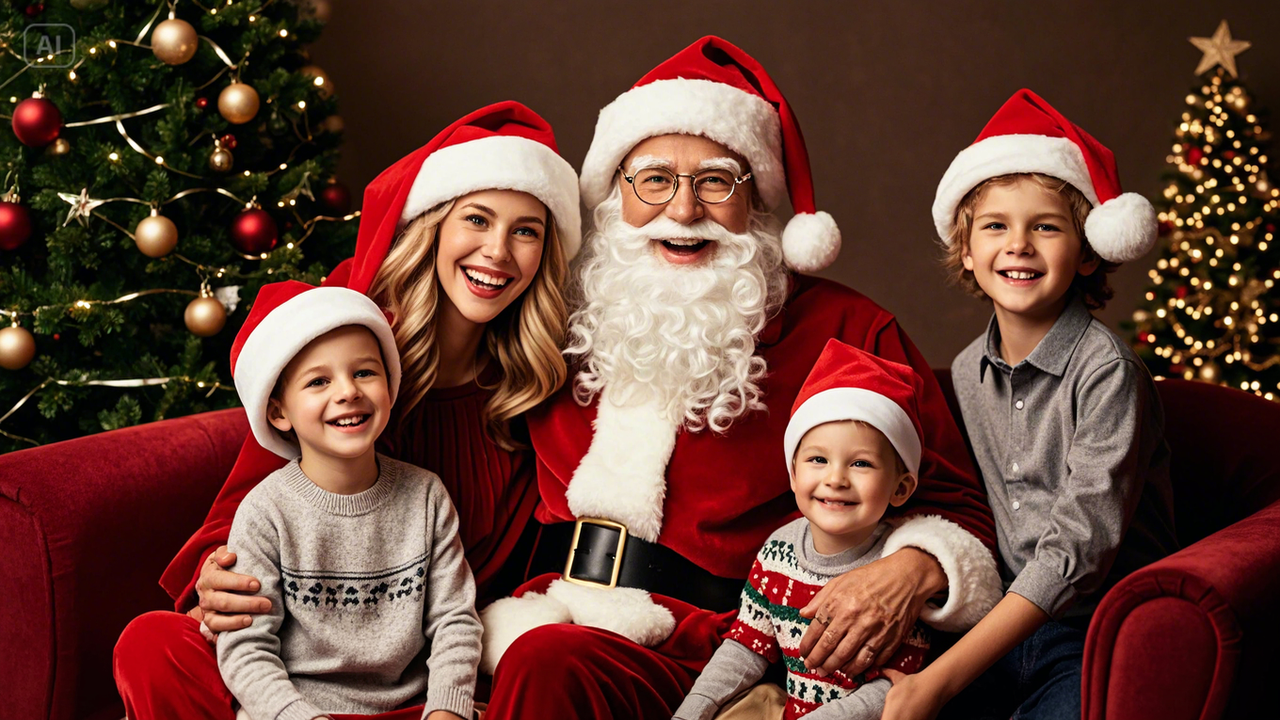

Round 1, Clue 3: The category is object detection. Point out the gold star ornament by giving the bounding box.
[1190,20,1251,79]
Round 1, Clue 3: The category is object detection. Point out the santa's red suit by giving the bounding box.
[475,36,1002,719]
[477,275,998,719]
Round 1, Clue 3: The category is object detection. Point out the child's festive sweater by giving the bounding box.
[674,518,930,720]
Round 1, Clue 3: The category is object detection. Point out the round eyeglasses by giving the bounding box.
[618,165,753,206]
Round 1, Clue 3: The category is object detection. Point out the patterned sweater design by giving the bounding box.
[726,520,930,719]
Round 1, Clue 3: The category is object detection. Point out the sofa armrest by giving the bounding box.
[0,408,247,720]
[1083,497,1280,720]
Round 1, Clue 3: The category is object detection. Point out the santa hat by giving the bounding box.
[579,35,840,273]
[784,339,925,477]
[344,101,581,294]
[230,280,402,459]
[932,88,1157,263]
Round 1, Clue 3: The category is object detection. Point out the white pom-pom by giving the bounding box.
[782,211,841,272]
[478,592,572,675]
[1084,193,1158,263]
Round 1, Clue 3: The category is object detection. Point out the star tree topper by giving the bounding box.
[1190,20,1251,79]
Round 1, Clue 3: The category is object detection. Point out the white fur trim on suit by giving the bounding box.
[478,592,572,675]
[883,514,1003,633]
[234,287,400,460]
[782,211,841,272]
[565,394,677,543]
[476,579,677,674]
[580,78,785,211]
[401,135,583,260]
[932,134,1098,244]
[1083,191,1158,262]
[546,579,676,645]
[784,388,922,477]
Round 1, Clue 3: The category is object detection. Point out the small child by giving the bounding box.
[673,339,941,720]
[888,89,1178,719]
[217,281,482,720]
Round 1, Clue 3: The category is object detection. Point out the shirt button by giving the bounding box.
[1012,500,1021,511]
[1015,400,1025,410]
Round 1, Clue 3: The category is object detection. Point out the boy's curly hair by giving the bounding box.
[941,173,1119,310]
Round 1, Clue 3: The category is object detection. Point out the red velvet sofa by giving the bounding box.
[1,375,1277,720]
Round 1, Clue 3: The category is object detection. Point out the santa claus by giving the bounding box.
[478,37,1001,719]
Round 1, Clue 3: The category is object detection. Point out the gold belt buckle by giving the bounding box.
[562,517,628,589]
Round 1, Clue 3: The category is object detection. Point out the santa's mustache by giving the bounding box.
[606,214,755,263]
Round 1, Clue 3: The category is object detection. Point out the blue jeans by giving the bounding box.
[940,620,1085,720]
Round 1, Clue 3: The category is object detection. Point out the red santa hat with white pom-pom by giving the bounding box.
[932,88,1158,263]
[578,35,841,273]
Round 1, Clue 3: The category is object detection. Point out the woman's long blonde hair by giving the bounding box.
[368,199,568,450]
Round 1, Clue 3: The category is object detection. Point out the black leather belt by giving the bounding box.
[527,518,745,613]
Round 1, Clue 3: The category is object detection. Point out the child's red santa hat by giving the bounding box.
[344,101,581,294]
[784,339,926,477]
[932,88,1157,263]
[230,280,402,459]
[579,35,841,273]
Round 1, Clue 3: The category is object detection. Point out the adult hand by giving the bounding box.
[797,547,945,677]
[880,669,948,720]
[194,546,270,636]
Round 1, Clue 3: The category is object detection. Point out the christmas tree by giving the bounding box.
[1131,20,1280,401]
[0,0,355,453]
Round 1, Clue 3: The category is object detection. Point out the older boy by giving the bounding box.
[882,90,1178,720]
[219,281,481,720]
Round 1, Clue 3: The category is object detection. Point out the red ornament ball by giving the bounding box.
[1175,286,1188,299]
[0,200,33,251]
[1187,147,1204,165]
[195,97,209,109]
[1158,220,1174,236]
[230,208,278,254]
[12,97,62,147]
[319,181,352,214]
[24,4,44,18]
[220,133,238,150]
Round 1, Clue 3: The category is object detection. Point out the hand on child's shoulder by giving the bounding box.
[881,668,947,720]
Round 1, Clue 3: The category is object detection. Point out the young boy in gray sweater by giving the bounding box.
[218,281,482,720]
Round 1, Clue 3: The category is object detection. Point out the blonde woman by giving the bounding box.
[115,102,581,720]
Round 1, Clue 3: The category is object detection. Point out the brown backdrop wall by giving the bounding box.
[309,0,1280,367]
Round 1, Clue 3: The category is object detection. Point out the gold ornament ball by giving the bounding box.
[135,215,179,258]
[1199,361,1219,383]
[185,296,227,337]
[218,83,260,125]
[300,65,334,99]
[0,325,36,370]
[319,114,344,134]
[151,19,199,65]
[47,137,71,156]
[208,146,234,173]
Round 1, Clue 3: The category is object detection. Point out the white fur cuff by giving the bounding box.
[478,592,573,675]
[546,579,676,647]
[883,514,1003,633]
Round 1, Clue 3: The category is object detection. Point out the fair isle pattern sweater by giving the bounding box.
[217,455,482,720]
[687,519,929,720]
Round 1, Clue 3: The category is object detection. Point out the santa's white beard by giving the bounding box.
[565,187,790,433]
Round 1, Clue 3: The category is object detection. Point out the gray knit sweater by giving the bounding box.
[217,455,482,720]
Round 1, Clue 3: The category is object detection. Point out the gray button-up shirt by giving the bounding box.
[951,295,1177,619]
